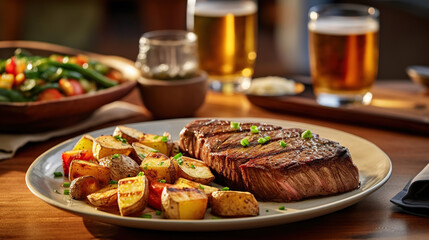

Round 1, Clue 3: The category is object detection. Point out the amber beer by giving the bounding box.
[192,1,257,91]
[309,16,379,105]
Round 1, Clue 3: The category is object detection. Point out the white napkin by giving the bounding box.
[0,101,145,160]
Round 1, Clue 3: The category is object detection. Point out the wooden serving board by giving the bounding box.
[246,80,429,134]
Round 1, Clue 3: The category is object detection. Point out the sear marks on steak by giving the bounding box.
[179,119,359,202]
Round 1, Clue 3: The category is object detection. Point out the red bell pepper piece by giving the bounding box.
[5,57,16,75]
[105,69,123,83]
[37,88,63,101]
[148,181,171,210]
[61,150,94,176]
[55,55,64,63]
[75,54,88,66]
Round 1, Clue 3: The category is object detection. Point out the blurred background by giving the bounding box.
[1,0,428,80]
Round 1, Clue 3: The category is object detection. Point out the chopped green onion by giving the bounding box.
[158,179,166,183]
[177,158,184,165]
[53,172,63,177]
[153,135,159,140]
[150,149,159,153]
[257,136,271,144]
[109,180,118,184]
[190,164,196,169]
[161,136,168,143]
[240,138,249,147]
[279,140,287,148]
[301,130,313,139]
[63,182,71,188]
[64,189,70,195]
[159,161,164,166]
[53,189,60,194]
[143,163,148,170]
[278,206,286,210]
[137,172,145,176]
[221,187,230,191]
[199,184,205,190]
[114,135,127,144]
[211,216,220,220]
[140,214,152,218]
[111,153,120,159]
[250,125,259,133]
[138,154,146,159]
[173,153,183,159]
[155,210,162,216]
[230,122,240,129]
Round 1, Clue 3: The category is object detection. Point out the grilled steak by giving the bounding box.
[179,119,359,202]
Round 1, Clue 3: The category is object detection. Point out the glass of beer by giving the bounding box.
[308,4,379,107]
[187,0,257,94]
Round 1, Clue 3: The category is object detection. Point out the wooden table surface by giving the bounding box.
[1,88,428,239]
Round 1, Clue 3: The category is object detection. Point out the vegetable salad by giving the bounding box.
[0,48,122,102]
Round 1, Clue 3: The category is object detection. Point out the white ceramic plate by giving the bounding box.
[26,118,392,231]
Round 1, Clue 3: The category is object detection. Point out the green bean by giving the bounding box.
[0,60,5,73]
[24,67,39,79]
[60,69,83,79]
[0,95,10,102]
[92,62,109,75]
[48,61,118,88]
[31,82,60,95]
[0,88,29,102]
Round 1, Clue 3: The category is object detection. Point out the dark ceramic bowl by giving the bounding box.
[0,41,139,133]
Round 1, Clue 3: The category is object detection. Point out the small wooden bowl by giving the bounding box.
[137,71,207,119]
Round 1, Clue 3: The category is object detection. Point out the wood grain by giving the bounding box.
[1,88,429,239]
[247,81,429,134]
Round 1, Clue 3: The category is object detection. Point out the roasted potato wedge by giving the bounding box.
[138,132,172,156]
[161,186,208,219]
[87,184,118,208]
[174,178,219,197]
[113,125,143,144]
[140,152,176,183]
[174,156,214,185]
[69,175,101,200]
[130,142,158,164]
[99,154,140,181]
[72,134,95,153]
[69,160,110,186]
[118,175,149,216]
[92,135,133,160]
[210,191,259,217]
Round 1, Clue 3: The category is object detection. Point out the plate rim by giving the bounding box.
[25,117,392,231]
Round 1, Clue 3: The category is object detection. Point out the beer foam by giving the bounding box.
[195,1,257,17]
[308,17,379,35]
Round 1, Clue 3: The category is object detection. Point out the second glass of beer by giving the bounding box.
[187,0,257,94]
[308,4,379,107]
